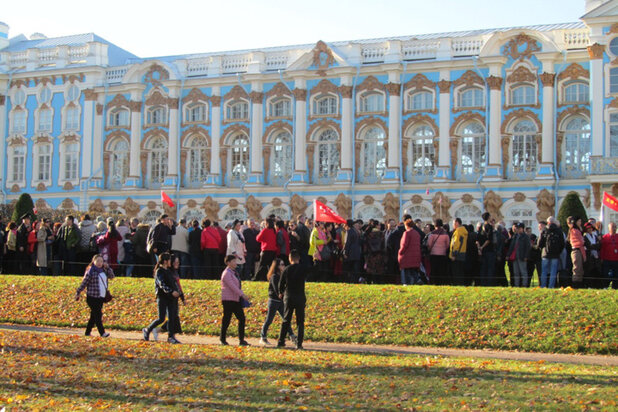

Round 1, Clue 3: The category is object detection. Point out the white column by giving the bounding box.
[340,77,353,172]
[92,97,104,178]
[487,76,503,167]
[167,88,179,182]
[81,92,95,179]
[293,83,307,175]
[436,71,451,180]
[589,44,604,156]
[249,84,264,179]
[387,73,401,172]
[540,73,556,164]
[0,94,6,187]
[210,91,221,175]
[128,92,142,182]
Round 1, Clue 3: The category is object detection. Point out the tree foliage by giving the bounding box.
[11,193,34,223]
[557,192,588,233]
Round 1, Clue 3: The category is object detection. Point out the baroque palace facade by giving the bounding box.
[1,0,618,230]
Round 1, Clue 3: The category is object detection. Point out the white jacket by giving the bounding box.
[227,230,246,264]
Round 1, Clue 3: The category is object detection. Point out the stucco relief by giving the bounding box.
[83,89,98,101]
[311,40,335,76]
[224,85,249,101]
[35,182,47,191]
[453,70,484,88]
[60,198,76,210]
[587,43,604,60]
[536,189,554,222]
[411,194,424,204]
[182,88,209,104]
[106,94,131,110]
[513,192,527,202]
[582,189,591,209]
[437,80,451,94]
[483,190,503,221]
[292,88,307,101]
[450,112,485,137]
[557,106,589,129]
[310,79,339,97]
[10,184,20,193]
[363,195,374,205]
[431,192,451,221]
[246,195,263,220]
[220,124,250,147]
[181,125,210,146]
[249,91,264,104]
[356,75,386,93]
[500,109,542,135]
[266,82,292,99]
[338,86,353,99]
[403,113,439,136]
[144,64,170,86]
[461,194,474,204]
[539,72,556,87]
[163,202,177,219]
[486,76,503,90]
[263,147,271,179]
[263,121,293,144]
[382,193,399,221]
[502,33,541,60]
[403,74,434,93]
[145,90,169,107]
[290,194,308,217]
[123,198,141,218]
[385,83,401,96]
[334,193,352,219]
[506,66,536,83]
[557,63,589,82]
[89,198,106,214]
[63,182,74,191]
[210,96,221,107]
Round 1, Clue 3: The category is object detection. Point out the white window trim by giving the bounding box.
[7,144,27,187]
[604,109,618,156]
[224,99,250,121]
[269,130,293,182]
[59,140,81,185]
[11,87,27,107]
[10,108,28,135]
[184,101,209,123]
[266,96,292,118]
[35,106,54,133]
[507,83,537,107]
[62,104,82,132]
[357,91,386,114]
[65,84,81,103]
[559,80,589,105]
[108,107,131,128]
[405,88,435,112]
[145,105,168,126]
[32,143,53,186]
[227,133,250,182]
[185,135,210,185]
[453,85,486,110]
[310,93,339,116]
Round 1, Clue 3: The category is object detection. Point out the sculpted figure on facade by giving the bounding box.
[290,194,308,218]
[536,189,554,222]
[334,193,352,219]
[123,198,141,218]
[163,202,177,220]
[246,195,263,220]
[382,192,399,221]
[203,196,220,221]
[431,192,450,221]
[483,190,504,221]
[89,198,106,215]
[582,189,591,209]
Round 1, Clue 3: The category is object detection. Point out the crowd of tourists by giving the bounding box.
[2,210,618,289]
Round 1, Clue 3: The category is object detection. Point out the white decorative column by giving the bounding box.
[589,43,605,157]
[435,73,451,180]
[92,96,104,184]
[338,77,353,183]
[207,91,221,186]
[291,82,308,184]
[248,83,264,185]
[165,88,179,187]
[126,89,143,188]
[81,89,96,180]
[486,75,503,180]
[0,94,6,189]
[385,75,401,181]
[539,71,557,178]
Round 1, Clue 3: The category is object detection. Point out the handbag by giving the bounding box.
[241,297,251,308]
[99,273,113,303]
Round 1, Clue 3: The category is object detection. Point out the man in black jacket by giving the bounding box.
[536,216,564,288]
[242,219,260,280]
[295,215,311,268]
[148,214,176,263]
[16,213,32,274]
[277,250,307,350]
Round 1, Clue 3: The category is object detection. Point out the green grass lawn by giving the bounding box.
[1,276,616,355]
[1,330,616,410]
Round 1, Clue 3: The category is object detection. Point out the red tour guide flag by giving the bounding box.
[602,191,618,212]
[161,190,175,208]
[314,200,346,224]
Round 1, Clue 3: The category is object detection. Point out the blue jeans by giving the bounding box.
[401,268,421,285]
[541,258,559,288]
[261,298,295,339]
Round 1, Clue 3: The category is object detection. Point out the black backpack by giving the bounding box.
[89,234,99,253]
[546,230,564,255]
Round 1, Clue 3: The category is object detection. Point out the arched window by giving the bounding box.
[356,205,384,222]
[148,137,168,186]
[110,139,129,187]
[38,108,52,132]
[231,135,249,181]
[405,205,433,225]
[511,120,538,175]
[226,101,248,120]
[35,144,52,182]
[183,208,205,223]
[65,107,80,130]
[408,91,433,111]
[316,129,340,180]
[223,208,246,223]
[454,204,482,226]
[272,131,292,181]
[563,82,589,104]
[505,205,535,232]
[458,87,483,108]
[185,103,207,123]
[147,106,166,125]
[10,145,26,183]
[269,98,291,117]
[62,143,80,181]
[511,85,535,106]
[13,88,26,106]
[268,207,290,220]
[410,125,435,178]
[142,210,161,226]
[313,95,337,115]
[460,122,485,176]
[610,67,618,94]
[109,108,129,127]
[188,136,209,185]
[563,117,591,176]
[361,127,386,181]
[66,85,80,102]
[359,92,384,113]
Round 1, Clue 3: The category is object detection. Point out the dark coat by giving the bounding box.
[344,228,362,262]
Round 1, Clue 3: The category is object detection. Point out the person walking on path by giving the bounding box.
[260,258,296,346]
[277,250,307,350]
[75,254,114,337]
[220,255,250,346]
[142,253,181,344]
[153,254,185,341]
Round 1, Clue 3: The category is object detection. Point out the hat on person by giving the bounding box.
[225,222,233,229]
[516,222,525,229]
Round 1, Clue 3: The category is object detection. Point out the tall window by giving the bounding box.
[357,205,384,221]
[149,137,168,185]
[39,86,52,104]
[317,129,340,179]
[36,144,52,181]
[38,108,52,132]
[227,101,248,120]
[361,127,386,181]
[109,109,129,127]
[512,120,538,174]
[460,122,485,176]
[511,85,535,105]
[231,136,249,180]
[11,146,26,182]
[410,125,435,177]
[110,139,129,186]
[223,208,246,223]
[65,107,79,130]
[12,110,26,134]
[459,87,483,108]
[63,143,79,181]
[185,103,206,123]
[13,89,26,106]
[563,117,591,175]
[610,68,618,94]
[188,136,209,184]
[409,91,433,111]
[66,85,80,102]
[610,113,618,157]
[359,93,384,113]
[147,106,166,125]
[269,98,291,117]
[272,131,292,181]
[313,96,337,115]
[564,82,589,104]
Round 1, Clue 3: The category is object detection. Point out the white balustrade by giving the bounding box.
[106,67,128,83]
[402,40,440,60]
[187,58,210,76]
[265,53,288,70]
[222,55,250,73]
[452,38,483,56]
[361,46,387,63]
[563,29,590,49]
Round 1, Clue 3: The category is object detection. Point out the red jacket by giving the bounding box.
[27,229,37,254]
[569,228,587,261]
[601,233,618,261]
[256,227,278,252]
[217,226,227,254]
[398,228,421,269]
[201,226,221,250]
[277,228,290,256]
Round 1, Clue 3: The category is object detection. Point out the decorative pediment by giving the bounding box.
[557,63,590,82]
[35,182,47,191]
[557,106,590,129]
[402,113,439,136]
[363,195,375,205]
[145,90,169,106]
[60,198,76,210]
[287,41,347,73]
[106,94,131,110]
[450,112,485,136]
[33,134,52,144]
[8,136,26,146]
[183,88,209,104]
[502,33,541,60]
[411,194,424,204]
[266,82,292,99]
[356,76,386,93]
[181,125,210,146]
[500,109,541,134]
[63,182,74,191]
[263,121,293,144]
[506,65,537,83]
[452,70,484,88]
[513,192,527,202]
[144,63,170,86]
[310,79,339,96]
[89,198,106,214]
[404,74,435,92]
[224,85,249,102]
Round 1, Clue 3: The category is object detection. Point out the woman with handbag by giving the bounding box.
[220,255,250,346]
[75,254,114,337]
[143,253,181,344]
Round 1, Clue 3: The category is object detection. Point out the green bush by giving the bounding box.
[11,193,34,223]
[557,191,588,232]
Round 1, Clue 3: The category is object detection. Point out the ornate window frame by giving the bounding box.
[104,132,130,189]
[183,130,211,188]
[266,96,292,119]
[7,137,27,187]
[62,103,81,132]
[357,123,387,183]
[449,200,484,226]
[605,108,618,157]
[559,114,590,178]
[404,122,437,182]
[224,131,250,186]
[183,101,209,124]
[357,90,386,114]
[108,107,130,128]
[504,62,539,108]
[58,136,81,186]
[35,106,54,133]
[310,126,340,184]
[265,127,293,186]
[32,137,53,187]
[10,107,28,135]
[501,198,538,234]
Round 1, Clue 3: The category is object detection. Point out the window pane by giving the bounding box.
[610,68,618,94]
[317,129,339,178]
[39,109,52,132]
[231,136,249,179]
[38,145,51,181]
[411,91,432,110]
[273,132,292,179]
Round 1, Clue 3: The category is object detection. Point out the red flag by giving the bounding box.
[314,200,346,224]
[602,192,618,212]
[161,191,175,208]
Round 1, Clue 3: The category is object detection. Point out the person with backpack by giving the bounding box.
[506,222,531,287]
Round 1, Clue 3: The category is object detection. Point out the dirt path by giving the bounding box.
[1,323,616,367]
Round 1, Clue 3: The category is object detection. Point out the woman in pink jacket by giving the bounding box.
[398,219,422,285]
[220,255,250,346]
[567,216,586,288]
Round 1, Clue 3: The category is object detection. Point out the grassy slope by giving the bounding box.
[0,330,616,410]
[0,276,616,354]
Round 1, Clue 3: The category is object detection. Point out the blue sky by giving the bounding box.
[2,0,588,57]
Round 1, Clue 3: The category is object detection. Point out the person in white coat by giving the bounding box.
[227,220,247,275]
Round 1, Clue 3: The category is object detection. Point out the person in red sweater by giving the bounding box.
[276,220,290,262]
[254,219,278,281]
[601,222,618,289]
[97,222,123,272]
[398,219,422,285]
[567,216,586,289]
[201,219,221,279]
